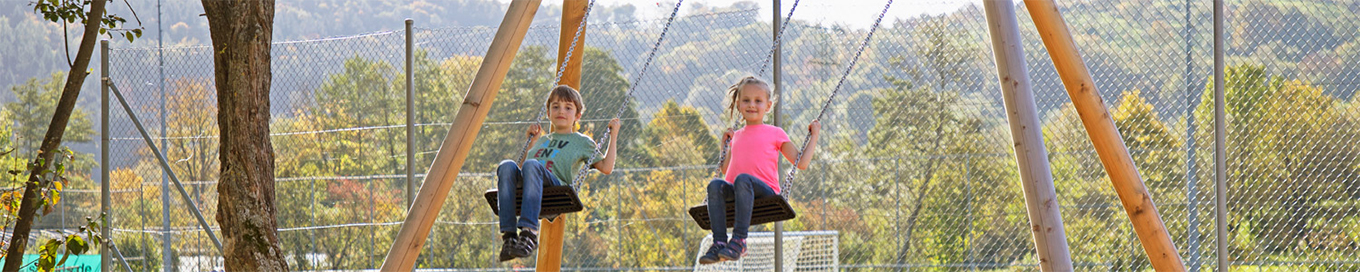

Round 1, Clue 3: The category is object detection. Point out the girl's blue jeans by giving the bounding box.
[706,173,777,242]
[497,159,561,232]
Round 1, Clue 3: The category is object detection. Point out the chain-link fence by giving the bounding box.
[1222,0,1360,270]
[3,0,1347,271]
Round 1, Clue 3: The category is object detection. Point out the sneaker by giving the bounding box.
[498,232,519,262]
[697,241,727,265]
[718,239,746,261]
[511,230,538,258]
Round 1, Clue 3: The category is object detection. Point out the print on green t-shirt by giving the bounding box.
[527,132,600,183]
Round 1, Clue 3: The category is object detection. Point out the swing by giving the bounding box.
[687,0,893,229]
[485,0,684,218]
[484,185,584,217]
[688,194,797,230]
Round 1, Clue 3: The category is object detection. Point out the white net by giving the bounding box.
[693,231,838,272]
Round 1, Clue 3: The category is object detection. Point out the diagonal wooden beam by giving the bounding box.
[1023,0,1186,271]
[379,0,541,270]
[983,1,1072,270]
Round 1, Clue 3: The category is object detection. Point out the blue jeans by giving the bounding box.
[497,159,561,232]
[706,173,777,242]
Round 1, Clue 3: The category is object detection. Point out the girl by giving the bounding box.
[699,76,820,264]
[497,85,621,262]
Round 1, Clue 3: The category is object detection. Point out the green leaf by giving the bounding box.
[37,259,53,272]
[54,252,70,271]
[124,32,133,42]
[65,235,88,255]
[37,239,61,271]
[40,239,60,255]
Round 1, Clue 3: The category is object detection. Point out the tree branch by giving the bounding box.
[63,21,72,67]
[3,0,109,270]
[896,95,951,263]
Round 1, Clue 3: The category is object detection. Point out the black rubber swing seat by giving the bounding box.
[484,185,584,218]
[687,195,796,230]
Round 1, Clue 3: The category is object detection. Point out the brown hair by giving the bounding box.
[725,76,774,121]
[546,85,586,127]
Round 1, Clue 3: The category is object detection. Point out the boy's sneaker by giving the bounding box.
[718,239,746,261]
[697,241,727,265]
[498,232,519,262]
[511,230,538,258]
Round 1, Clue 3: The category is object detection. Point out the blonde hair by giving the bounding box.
[545,85,586,128]
[725,76,774,121]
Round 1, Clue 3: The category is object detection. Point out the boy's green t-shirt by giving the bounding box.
[526,132,600,183]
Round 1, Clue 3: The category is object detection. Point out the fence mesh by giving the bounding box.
[1223,0,1360,270]
[2,0,1353,271]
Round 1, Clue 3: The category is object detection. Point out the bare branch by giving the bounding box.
[120,0,141,25]
[62,21,71,67]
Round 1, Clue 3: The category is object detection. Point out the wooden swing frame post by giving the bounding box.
[536,0,588,270]
[982,1,1073,271]
[379,0,541,270]
[1023,0,1186,270]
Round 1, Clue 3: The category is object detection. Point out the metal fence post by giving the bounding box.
[895,158,902,267]
[406,18,417,209]
[157,1,172,267]
[1183,0,1202,270]
[1214,0,1228,270]
[100,38,112,272]
[771,0,784,270]
[965,157,975,271]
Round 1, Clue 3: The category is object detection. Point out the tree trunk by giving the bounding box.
[201,1,288,270]
[2,0,107,270]
[895,108,950,263]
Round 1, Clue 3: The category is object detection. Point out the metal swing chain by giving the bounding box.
[517,0,598,164]
[756,0,802,76]
[565,1,686,257]
[708,0,803,180]
[782,0,893,196]
[569,0,686,188]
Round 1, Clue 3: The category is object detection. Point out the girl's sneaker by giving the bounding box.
[718,239,746,261]
[697,241,727,264]
[498,232,519,262]
[510,230,538,258]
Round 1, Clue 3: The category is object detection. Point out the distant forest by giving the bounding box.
[2,0,1359,270]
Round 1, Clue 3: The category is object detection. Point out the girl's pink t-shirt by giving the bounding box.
[724,124,790,194]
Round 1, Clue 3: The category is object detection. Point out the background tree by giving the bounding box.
[1196,64,1360,260]
[161,78,219,200]
[2,72,102,232]
[4,72,93,163]
[5,0,1360,269]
